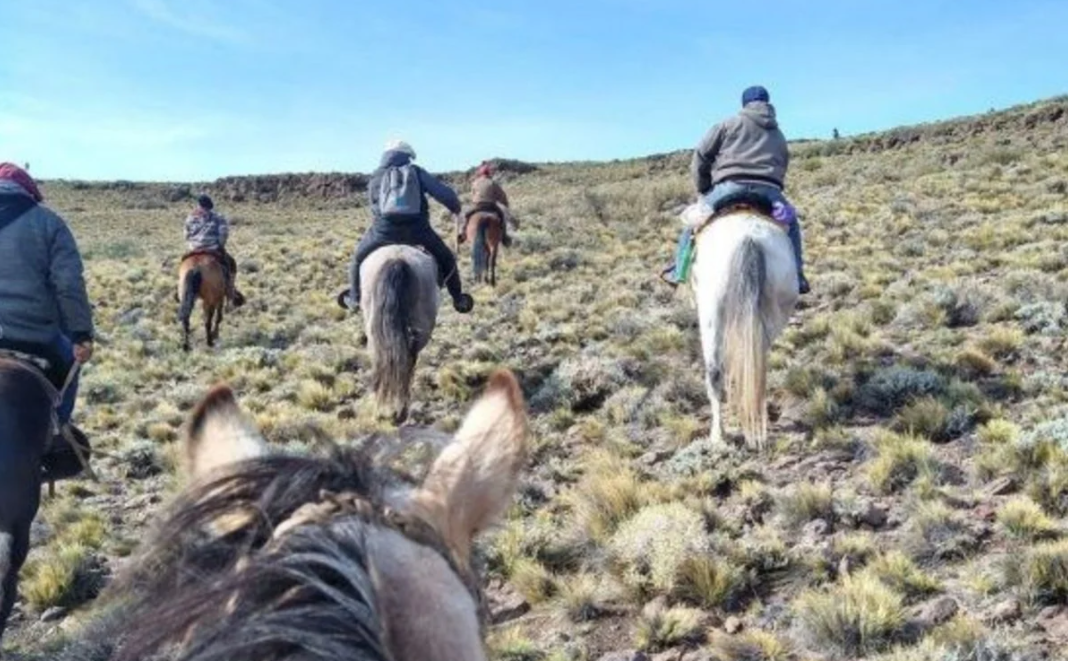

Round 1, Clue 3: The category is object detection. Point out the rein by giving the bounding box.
[269,489,488,628]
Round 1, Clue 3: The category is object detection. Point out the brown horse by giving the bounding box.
[55,370,528,661]
[466,211,503,287]
[178,253,229,352]
[0,359,54,644]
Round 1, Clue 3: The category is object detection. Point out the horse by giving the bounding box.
[0,359,55,643]
[178,253,228,352]
[360,245,440,421]
[467,210,504,287]
[57,370,528,661]
[689,201,799,450]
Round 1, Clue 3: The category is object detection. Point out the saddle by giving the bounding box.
[181,248,227,266]
[465,201,504,222]
[694,190,787,235]
[0,352,91,482]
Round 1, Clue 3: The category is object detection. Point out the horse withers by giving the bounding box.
[0,358,55,643]
[466,210,504,287]
[360,245,441,422]
[178,252,230,352]
[688,199,799,450]
[61,370,527,661]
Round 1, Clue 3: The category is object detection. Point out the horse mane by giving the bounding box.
[88,443,416,661]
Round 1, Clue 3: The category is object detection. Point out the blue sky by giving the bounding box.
[2,0,1066,181]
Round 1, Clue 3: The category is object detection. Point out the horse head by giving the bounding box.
[95,370,527,661]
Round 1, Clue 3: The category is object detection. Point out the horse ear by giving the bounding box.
[183,384,266,481]
[413,370,528,562]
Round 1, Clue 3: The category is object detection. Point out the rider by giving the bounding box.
[459,162,513,247]
[0,162,95,477]
[665,85,809,294]
[344,140,474,313]
[184,194,244,308]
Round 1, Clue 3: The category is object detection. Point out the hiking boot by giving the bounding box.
[42,425,91,482]
[798,274,811,295]
[659,264,681,288]
[453,293,474,314]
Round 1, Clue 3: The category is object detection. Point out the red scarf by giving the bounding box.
[0,162,43,202]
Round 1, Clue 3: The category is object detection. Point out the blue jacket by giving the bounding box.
[368,150,461,221]
[0,183,94,345]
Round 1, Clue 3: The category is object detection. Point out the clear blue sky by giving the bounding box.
[2,0,1066,181]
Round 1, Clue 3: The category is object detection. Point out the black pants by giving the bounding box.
[349,218,462,304]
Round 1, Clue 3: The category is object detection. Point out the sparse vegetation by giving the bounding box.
[8,96,1068,661]
[794,572,907,657]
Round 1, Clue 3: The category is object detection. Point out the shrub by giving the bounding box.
[634,601,705,652]
[867,432,940,494]
[997,497,1060,541]
[858,367,945,417]
[608,502,710,596]
[794,572,906,657]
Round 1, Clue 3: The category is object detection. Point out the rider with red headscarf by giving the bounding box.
[459,161,513,247]
[0,162,95,479]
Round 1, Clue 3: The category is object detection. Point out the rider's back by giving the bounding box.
[185,209,227,252]
[693,102,789,191]
[0,200,92,345]
[471,176,509,207]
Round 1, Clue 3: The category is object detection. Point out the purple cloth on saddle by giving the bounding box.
[772,201,797,225]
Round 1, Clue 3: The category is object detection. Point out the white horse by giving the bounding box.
[688,208,799,450]
[361,245,440,422]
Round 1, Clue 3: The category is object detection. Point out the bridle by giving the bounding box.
[267,489,488,629]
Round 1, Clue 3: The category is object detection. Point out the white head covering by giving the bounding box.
[383,139,416,159]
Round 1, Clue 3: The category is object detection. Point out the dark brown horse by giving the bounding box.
[0,359,54,643]
[52,370,528,661]
[466,211,503,287]
[178,253,228,352]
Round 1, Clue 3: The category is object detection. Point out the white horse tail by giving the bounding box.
[722,236,768,447]
[370,259,416,418]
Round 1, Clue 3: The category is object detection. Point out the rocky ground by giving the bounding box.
[5,96,1068,660]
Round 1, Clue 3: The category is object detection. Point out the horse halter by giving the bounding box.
[267,489,489,628]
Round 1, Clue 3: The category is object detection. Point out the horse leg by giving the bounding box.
[0,523,30,641]
[181,312,192,352]
[205,302,215,348]
[701,303,727,446]
[212,304,224,345]
[490,244,498,287]
[706,364,725,446]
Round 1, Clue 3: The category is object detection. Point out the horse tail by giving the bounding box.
[370,259,415,415]
[722,236,769,448]
[179,268,202,322]
[472,216,489,280]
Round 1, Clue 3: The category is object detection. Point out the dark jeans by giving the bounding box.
[0,334,78,424]
[349,217,463,305]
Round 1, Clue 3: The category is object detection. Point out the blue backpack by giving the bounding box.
[378,164,423,217]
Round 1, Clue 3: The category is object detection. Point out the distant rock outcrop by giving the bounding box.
[210,172,371,203]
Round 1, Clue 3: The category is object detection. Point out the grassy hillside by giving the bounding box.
[6,95,1068,660]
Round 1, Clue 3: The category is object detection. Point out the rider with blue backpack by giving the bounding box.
[344,140,474,314]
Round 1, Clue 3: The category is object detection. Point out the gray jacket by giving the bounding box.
[368,150,462,221]
[691,101,790,194]
[185,209,229,252]
[0,183,94,344]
